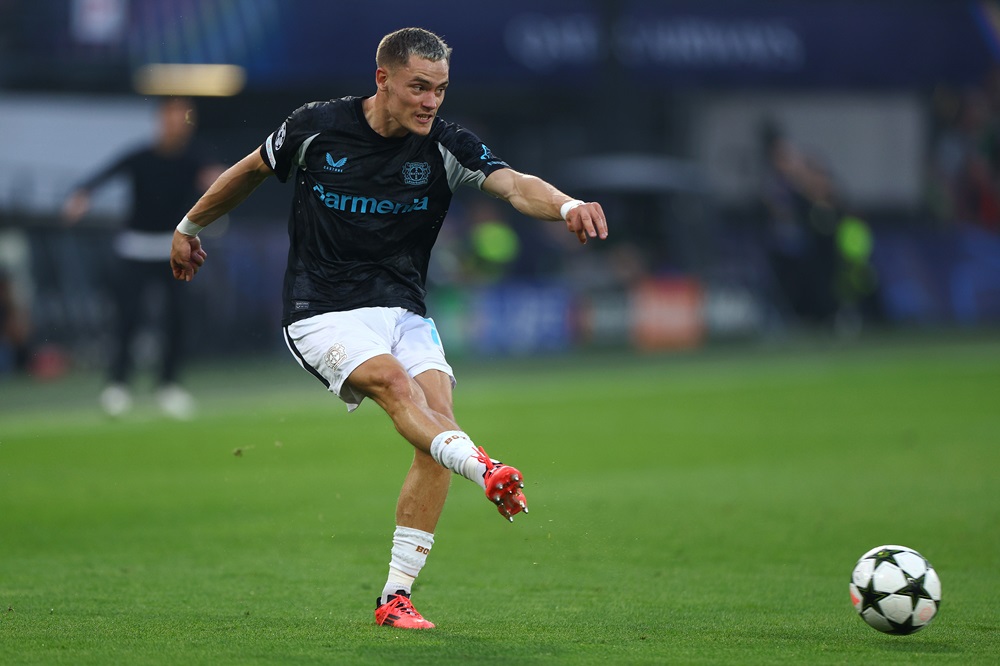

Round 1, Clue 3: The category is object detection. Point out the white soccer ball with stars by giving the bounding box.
[849,544,941,635]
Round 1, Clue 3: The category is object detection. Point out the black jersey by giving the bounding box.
[260,96,511,325]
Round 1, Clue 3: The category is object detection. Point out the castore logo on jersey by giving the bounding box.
[324,153,348,172]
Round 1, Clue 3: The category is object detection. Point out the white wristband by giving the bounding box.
[559,199,584,221]
[176,216,205,237]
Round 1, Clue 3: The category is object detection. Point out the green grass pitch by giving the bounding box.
[1,334,998,665]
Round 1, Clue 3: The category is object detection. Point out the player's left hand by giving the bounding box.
[565,202,608,244]
[170,231,207,282]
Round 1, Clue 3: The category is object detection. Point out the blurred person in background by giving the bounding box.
[170,27,607,629]
[759,120,841,327]
[0,266,31,376]
[949,89,1000,232]
[62,96,223,419]
[929,71,1000,234]
[759,121,882,336]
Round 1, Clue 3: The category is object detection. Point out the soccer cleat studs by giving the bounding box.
[476,446,529,522]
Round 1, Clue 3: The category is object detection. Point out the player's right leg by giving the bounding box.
[348,355,529,515]
[284,309,528,517]
[412,367,527,522]
[476,447,528,522]
[283,310,485,480]
[353,344,527,522]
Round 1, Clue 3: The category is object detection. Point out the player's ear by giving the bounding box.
[375,67,389,92]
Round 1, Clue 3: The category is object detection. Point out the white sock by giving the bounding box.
[380,526,434,604]
[380,567,414,603]
[429,430,489,489]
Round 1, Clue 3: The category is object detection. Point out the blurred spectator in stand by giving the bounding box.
[955,152,1000,232]
[62,97,223,419]
[929,77,1000,233]
[0,229,34,378]
[758,120,841,327]
[0,266,31,377]
[467,199,521,283]
[430,197,576,287]
[759,121,881,336]
[926,84,964,222]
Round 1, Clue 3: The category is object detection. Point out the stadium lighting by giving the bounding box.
[132,64,246,97]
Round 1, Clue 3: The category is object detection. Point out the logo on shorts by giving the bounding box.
[324,343,347,370]
[402,161,430,185]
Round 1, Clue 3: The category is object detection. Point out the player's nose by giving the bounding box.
[421,92,439,109]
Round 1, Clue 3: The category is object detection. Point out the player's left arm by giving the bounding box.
[482,168,608,244]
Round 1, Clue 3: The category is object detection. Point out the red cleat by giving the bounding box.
[476,446,528,522]
[374,592,435,629]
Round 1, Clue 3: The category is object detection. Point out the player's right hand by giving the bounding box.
[170,231,207,282]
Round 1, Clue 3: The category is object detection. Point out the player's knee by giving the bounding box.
[362,366,419,406]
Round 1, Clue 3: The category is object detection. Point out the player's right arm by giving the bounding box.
[183,149,272,227]
[170,149,272,282]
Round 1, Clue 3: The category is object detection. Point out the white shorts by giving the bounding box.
[283,307,455,411]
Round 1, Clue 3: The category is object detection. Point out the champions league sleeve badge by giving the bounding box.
[274,122,287,150]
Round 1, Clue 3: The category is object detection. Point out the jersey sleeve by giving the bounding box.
[433,121,511,192]
[260,102,328,183]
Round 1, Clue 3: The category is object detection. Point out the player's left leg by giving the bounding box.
[374,344,523,629]
[375,371,451,629]
[395,448,452,531]
[375,447,449,629]
[398,370,456,532]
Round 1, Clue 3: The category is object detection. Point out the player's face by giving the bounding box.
[380,56,449,136]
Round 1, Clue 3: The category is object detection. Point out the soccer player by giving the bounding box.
[170,27,608,629]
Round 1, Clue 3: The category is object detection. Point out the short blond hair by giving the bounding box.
[376,27,451,69]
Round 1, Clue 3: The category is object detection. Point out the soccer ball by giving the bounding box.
[849,544,941,635]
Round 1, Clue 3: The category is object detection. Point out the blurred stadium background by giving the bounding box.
[2,0,1000,381]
